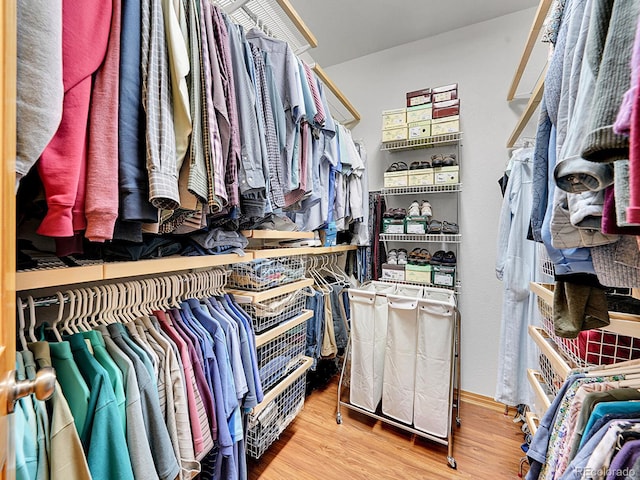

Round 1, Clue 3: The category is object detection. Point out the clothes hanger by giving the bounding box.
[51,291,65,342]
[27,295,38,343]
[88,286,102,328]
[61,290,77,336]
[68,288,85,334]
[16,297,28,351]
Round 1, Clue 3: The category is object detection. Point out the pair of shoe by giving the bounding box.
[386,161,408,172]
[431,153,457,167]
[387,248,408,265]
[408,248,432,265]
[430,250,457,265]
[427,220,459,234]
[408,200,432,217]
[383,208,407,219]
[409,160,432,170]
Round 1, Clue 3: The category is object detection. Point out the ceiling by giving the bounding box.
[289,0,540,67]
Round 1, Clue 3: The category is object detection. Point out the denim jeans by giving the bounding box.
[305,291,324,370]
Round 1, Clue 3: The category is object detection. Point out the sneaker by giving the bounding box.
[420,201,432,217]
[387,249,398,265]
[408,200,421,217]
[397,249,408,265]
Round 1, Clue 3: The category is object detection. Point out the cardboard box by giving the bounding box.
[382,218,405,234]
[382,108,407,129]
[434,165,459,185]
[382,126,408,142]
[405,264,432,284]
[431,115,460,135]
[407,104,433,123]
[408,120,432,140]
[408,169,434,186]
[432,265,456,288]
[432,83,458,103]
[382,263,405,281]
[405,216,429,234]
[432,99,460,119]
[406,88,432,107]
[383,170,408,188]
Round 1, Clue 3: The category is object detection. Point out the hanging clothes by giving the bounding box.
[495,147,539,406]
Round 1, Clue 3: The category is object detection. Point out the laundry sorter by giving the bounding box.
[336,280,461,469]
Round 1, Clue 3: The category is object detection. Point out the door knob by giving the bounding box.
[0,367,56,414]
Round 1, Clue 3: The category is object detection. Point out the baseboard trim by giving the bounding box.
[460,390,511,414]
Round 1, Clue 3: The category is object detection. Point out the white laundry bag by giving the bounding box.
[413,295,456,438]
[382,293,419,424]
[348,281,396,412]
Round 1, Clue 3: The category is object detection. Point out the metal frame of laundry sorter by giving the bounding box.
[335,281,462,469]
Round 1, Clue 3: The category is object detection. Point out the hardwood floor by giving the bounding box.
[248,378,527,479]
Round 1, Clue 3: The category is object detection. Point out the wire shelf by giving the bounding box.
[246,363,308,459]
[242,289,308,333]
[228,255,305,291]
[381,184,462,196]
[379,233,462,243]
[380,132,463,152]
[257,320,307,393]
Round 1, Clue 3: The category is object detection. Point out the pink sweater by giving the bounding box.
[627,17,640,224]
[37,0,112,238]
[86,0,122,242]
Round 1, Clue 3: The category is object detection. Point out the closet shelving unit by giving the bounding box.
[380,131,462,293]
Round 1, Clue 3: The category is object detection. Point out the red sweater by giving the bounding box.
[37,0,112,238]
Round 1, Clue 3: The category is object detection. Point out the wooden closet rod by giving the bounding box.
[506,64,547,148]
[506,0,552,101]
[312,64,361,125]
[274,0,318,48]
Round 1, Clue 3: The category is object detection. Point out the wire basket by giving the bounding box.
[228,256,305,292]
[537,243,555,282]
[246,366,307,459]
[538,350,563,398]
[243,289,308,334]
[257,320,307,393]
[535,286,640,368]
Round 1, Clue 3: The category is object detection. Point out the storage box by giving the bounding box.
[432,83,458,103]
[408,121,432,140]
[405,264,432,284]
[434,166,459,184]
[432,265,456,288]
[382,108,407,129]
[407,104,433,123]
[431,115,460,135]
[405,216,429,234]
[406,88,432,107]
[382,263,405,281]
[382,126,408,142]
[383,170,408,187]
[408,169,434,186]
[382,218,405,234]
[319,221,337,247]
[432,99,460,119]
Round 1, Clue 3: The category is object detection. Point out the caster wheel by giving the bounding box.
[447,457,457,469]
[456,418,461,427]
[336,413,342,424]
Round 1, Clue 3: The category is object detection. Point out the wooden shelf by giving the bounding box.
[241,230,315,240]
[227,278,314,304]
[253,356,313,416]
[255,310,313,347]
[528,325,572,381]
[527,368,552,415]
[506,0,553,101]
[16,265,104,291]
[103,253,252,280]
[249,244,357,259]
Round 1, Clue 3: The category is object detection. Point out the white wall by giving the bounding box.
[327,7,547,399]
